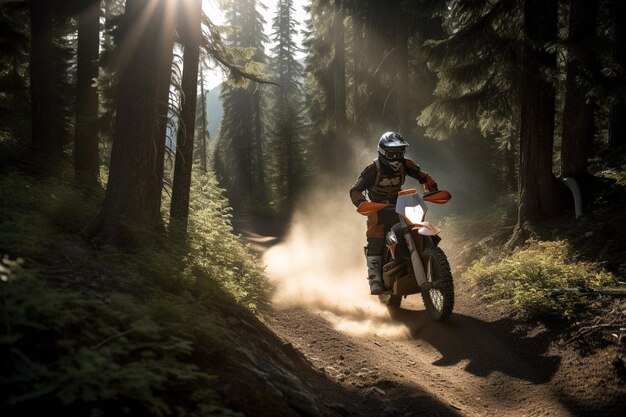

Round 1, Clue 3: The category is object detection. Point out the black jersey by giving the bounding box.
[349,158,437,206]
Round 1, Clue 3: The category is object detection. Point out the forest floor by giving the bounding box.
[232,212,626,417]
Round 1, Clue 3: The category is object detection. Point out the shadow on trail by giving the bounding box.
[231,212,288,252]
[388,308,561,384]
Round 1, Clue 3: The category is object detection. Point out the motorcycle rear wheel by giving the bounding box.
[421,247,454,321]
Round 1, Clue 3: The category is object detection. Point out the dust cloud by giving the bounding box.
[263,179,409,339]
[262,134,470,339]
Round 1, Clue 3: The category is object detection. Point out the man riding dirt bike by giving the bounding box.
[350,132,454,321]
[350,131,439,295]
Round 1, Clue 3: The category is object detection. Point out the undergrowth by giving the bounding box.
[465,240,617,320]
[443,173,624,322]
[0,164,266,416]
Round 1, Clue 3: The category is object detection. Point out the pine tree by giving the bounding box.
[418,0,523,143]
[303,0,335,174]
[608,0,626,152]
[561,0,597,181]
[268,0,307,211]
[333,0,348,176]
[415,0,521,194]
[0,1,30,144]
[74,0,100,186]
[214,0,268,210]
[88,0,176,245]
[30,1,77,170]
[170,0,202,235]
[512,0,568,243]
[196,63,209,173]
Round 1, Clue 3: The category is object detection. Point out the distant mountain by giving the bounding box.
[203,57,305,139]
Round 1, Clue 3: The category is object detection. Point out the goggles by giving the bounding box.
[380,147,406,160]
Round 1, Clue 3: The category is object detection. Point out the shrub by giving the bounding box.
[0,256,242,417]
[0,167,265,416]
[465,240,617,320]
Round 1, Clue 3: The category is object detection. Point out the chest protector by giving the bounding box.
[369,158,406,203]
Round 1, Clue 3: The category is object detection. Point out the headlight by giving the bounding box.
[386,230,398,246]
[404,204,425,224]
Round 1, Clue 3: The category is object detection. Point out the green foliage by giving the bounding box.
[418,0,522,155]
[266,0,309,215]
[184,170,269,310]
[0,167,266,416]
[465,240,617,320]
[0,256,239,417]
[0,171,101,257]
[597,164,626,187]
[214,0,270,211]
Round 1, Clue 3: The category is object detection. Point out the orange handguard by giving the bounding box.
[423,190,452,204]
[356,201,389,216]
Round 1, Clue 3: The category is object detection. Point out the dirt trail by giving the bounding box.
[232,213,623,417]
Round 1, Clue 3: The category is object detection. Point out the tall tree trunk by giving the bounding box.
[504,136,517,192]
[608,0,625,152]
[30,0,60,165]
[561,0,596,179]
[253,88,267,205]
[287,118,294,202]
[170,0,202,235]
[243,97,253,205]
[334,0,347,177]
[199,65,208,173]
[88,0,174,246]
[512,0,565,243]
[146,2,176,226]
[396,14,409,136]
[74,0,100,186]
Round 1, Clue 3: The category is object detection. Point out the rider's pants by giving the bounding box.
[365,208,399,257]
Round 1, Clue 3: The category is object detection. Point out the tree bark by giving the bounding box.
[30,0,60,165]
[334,0,348,177]
[199,65,208,173]
[146,2,176,226]
[88,0,174,246]
[253,88,267,205]
[170,0,202,235]
[74,0,100,186]
[514,0,565,236]
[561,0,596,179]
[608,0,625,152]
[504,138,517,192]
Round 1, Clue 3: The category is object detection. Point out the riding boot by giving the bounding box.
[366,255,385,295]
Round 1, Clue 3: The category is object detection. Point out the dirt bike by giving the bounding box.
[357,189,454,321]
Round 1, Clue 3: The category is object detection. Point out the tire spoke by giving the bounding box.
[421,247,454,321]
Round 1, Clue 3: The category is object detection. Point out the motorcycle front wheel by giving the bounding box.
[421,247,454,321]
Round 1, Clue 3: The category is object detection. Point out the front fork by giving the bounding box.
[405,231,427,287]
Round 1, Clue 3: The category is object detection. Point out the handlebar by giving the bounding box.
[357,189,451,216]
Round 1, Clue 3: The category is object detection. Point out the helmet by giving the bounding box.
[377,131,408,171]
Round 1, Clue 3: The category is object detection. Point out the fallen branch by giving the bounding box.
[566,306,626,344]
[552,287,626,298]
